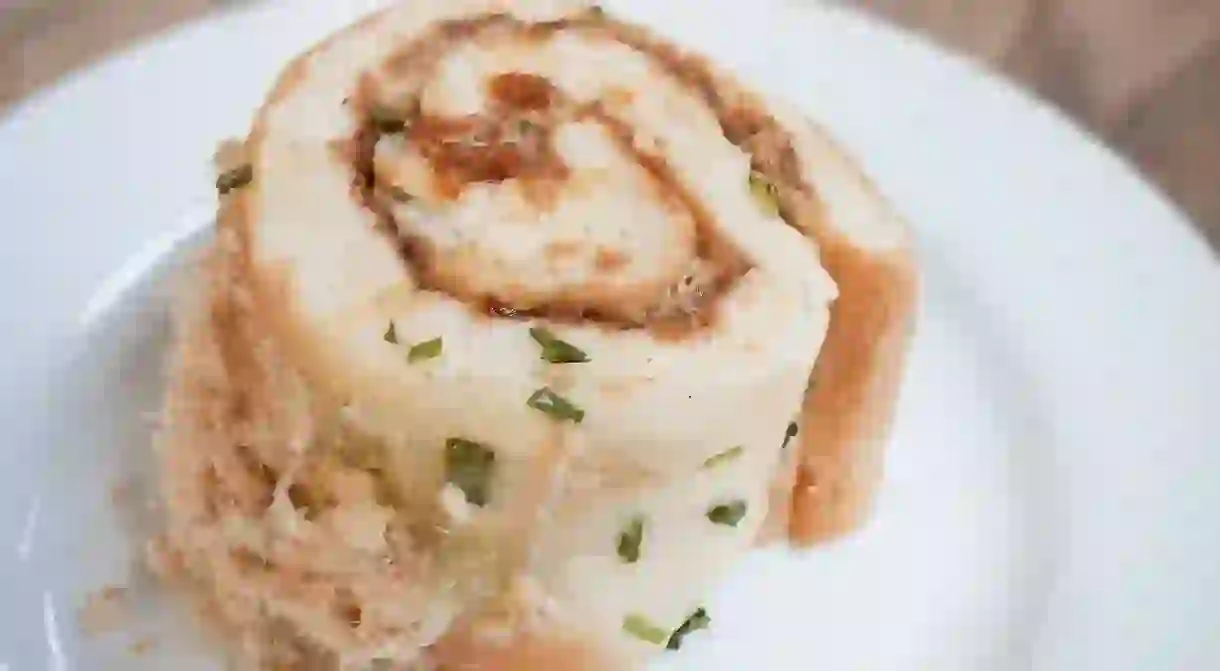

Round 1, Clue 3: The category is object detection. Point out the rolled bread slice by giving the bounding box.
[155,0,915,668]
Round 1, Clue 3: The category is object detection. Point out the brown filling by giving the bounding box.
[343,9,811,338]
[385,73,570,201]
[488,71,557,111]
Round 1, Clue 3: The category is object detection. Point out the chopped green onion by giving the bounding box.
[408,337,444,363]
[781,421,799,450]
[444,438,495,507]
[529,327,590,364]
[707,500,748,527]
[516,118,539,136]
[622,614,669,645]
[388,185,415,203]
[383,322,398,344]
[703,446,744,469]
[370,106,407,134]
[527,387,585,424]
[748,170,780,217]
[666,608,711,650]
[616,517,645,564]
[216,164,253,195]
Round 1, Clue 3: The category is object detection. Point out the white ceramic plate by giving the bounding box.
[1,1,1217,669]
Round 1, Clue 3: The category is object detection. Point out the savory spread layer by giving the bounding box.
[152,1,914,669]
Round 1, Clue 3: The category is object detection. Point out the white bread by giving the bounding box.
[153,1,916,668]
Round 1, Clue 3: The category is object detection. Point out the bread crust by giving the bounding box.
[789,187,916,545]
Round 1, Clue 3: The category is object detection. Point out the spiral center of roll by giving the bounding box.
[368,71,705,323]
[342,12,805,332]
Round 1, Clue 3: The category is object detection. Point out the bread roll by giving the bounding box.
[152,1,916,668]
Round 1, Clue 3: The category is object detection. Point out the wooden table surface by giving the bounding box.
[3,0,1218,253]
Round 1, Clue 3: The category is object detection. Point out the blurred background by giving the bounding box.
[2,0,1218,251]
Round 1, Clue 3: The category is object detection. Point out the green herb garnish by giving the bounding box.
[527,387,585,424]
[666,608,711,650]
[387,185,415,203]
[707,500,748,527]
[703,446,744,469]
[408,337,443,363]
[216,164,253,195]
[370,106,406,134]
[444,438,495,507]
[748,170,780,217]
[617,517,645,564]
[622,614,669,645]
[383,322,398,344]
[529,327,590,364]
[781,421,799,450]
[516,118,538,136]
